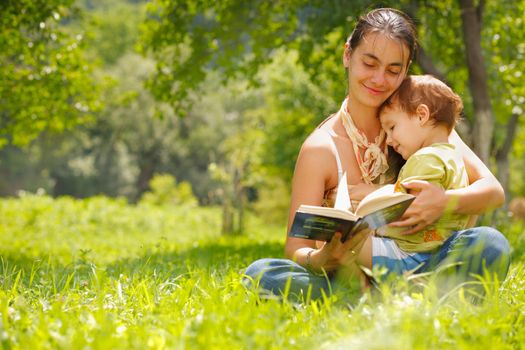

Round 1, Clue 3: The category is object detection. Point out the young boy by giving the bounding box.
[373,75,470,274]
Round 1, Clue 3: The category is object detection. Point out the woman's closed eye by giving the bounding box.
[363,64,401,78]
[388,69,401,76]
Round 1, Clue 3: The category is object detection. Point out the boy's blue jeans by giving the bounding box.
[243,227,511,300]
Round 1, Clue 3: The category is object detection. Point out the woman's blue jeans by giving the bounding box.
[243,227,511,300]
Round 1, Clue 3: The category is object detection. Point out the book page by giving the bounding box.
[297,205,359,221]
[355,184,414,217]
[333,172,351,211]
[348,197,415,235]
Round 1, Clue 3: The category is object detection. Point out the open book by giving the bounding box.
[289,175,415,242]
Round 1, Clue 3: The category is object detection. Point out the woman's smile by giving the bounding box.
[363,84,386,96]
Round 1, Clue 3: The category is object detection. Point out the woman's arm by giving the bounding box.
[391,130,504,234]
[446,129,505,212]
[284,137,330,260]
[284,132,337,266]
[284,131,367,271]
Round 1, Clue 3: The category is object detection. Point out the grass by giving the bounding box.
[1,192,525,349]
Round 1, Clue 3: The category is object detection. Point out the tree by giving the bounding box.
[140,1,375,113]
[408,0,524,201]
[0,0,101,148]
[141,0,524,198]
[459,0,494,163]
[485,1,525,199]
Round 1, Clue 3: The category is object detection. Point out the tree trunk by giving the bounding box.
[459,0,494,164]
[222,200,234,235]
[495,113,519,202]
[233,164,245,235]
[135,149,160,201]
[237,187,245,235]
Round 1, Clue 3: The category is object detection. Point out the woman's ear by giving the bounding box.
[343,42,351,68]
[416,104,430,125]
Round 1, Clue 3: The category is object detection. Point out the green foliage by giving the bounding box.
[140,0,525,190]
[140,173,198,207]
[411,0,525,194]
[79,0,146,65]
[256,50,338,182]
[0,0,102,148]
[140,0,373,113]
[403,0,524,137]
[2,0,524,214]
[1,195,525,348]
[251,176,290,227]
[141,0,297,112]
[0,192,225,265]
[509,155,525,196]
[484,1,525,152]
[411,0,469,99]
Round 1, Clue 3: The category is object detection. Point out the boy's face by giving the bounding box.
[380,106,425,160]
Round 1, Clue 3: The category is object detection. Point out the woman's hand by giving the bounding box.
[388,180,448,235]
[348,183,378,201]
[310,229,371,272]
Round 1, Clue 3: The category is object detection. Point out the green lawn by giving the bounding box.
[1,193,524,349]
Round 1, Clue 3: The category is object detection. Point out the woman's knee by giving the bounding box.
[244,258,276,279]
[459,226,511,278]
[466,226,510,261]
[243,258,299,289]
[243,258,275,291]
[242,258,331,300]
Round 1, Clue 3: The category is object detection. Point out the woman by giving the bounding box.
[244,8,510,300]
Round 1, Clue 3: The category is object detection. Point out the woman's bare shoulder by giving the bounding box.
[298,129,335,160]
[293,129,338,186]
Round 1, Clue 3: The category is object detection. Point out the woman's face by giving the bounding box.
[344,32,410,109]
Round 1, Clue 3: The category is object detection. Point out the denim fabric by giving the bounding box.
[420,226,511,281]
[243,258,333,301]
[243,226,511,299]
[371,236,432,275]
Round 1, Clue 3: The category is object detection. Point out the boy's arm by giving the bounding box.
[394,153,447,193]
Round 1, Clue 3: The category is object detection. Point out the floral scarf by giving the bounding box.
[338,98,389,184]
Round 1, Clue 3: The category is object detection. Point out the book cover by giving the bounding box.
[288,178,415,242]
[289,196,414,242]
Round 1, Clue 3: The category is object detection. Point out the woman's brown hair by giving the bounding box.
[347,8,418,67]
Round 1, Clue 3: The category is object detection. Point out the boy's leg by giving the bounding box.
[370,236,432,278]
